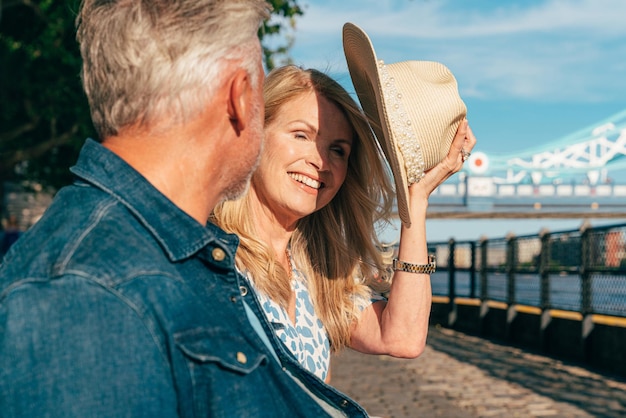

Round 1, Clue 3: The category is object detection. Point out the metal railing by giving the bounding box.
[429,222,626,318]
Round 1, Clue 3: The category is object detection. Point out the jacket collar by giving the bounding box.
[70,138,239,263]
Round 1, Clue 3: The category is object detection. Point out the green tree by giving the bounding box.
[0,0,304,218]
[261,0,304,70]
[1,1,87,195]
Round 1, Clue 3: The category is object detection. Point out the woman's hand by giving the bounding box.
[409,119,476,202]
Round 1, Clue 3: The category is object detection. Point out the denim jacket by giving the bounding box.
[0,139,368,418]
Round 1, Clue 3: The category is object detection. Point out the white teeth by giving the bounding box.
[289,173,321,189]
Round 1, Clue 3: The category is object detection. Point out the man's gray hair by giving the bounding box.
[76,0,271,139]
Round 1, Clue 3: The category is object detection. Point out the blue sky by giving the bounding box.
[272,0,626,241]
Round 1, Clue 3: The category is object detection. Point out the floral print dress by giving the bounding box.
[246,264,331,381]
[244,253,380,381]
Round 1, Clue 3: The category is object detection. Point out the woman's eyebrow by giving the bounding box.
[287,119,318,134]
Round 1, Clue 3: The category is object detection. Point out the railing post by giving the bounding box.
[479,237,489,335]
[470,241,477,299]
[539,228,551,350]
[480,237,488,301]
[505,233,517,340]
[448,238,456,327]
[506,233,517,305]
[580,226,593,315]
[580,223,594,362]
[539,229,551,309]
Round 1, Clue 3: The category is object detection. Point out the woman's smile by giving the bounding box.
[288,172,323,190]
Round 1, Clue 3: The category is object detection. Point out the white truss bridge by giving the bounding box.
[428,108,626,217]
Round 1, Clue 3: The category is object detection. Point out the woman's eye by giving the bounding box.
[331,146,348,158]
[294,132,308,140]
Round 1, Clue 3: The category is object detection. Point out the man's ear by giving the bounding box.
[227,68,252,135]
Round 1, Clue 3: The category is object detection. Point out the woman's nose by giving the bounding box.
[305,146,326,170]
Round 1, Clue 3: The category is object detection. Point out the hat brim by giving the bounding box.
[343,22,412,227]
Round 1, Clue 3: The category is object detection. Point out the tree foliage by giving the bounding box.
[261,0,304,70]
[0,1,87,192]
[0,0,304,197]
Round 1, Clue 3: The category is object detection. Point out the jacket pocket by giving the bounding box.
[174,327,267,374]
[174,327,272,417]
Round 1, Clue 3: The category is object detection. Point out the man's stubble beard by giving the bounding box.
[222,100,264,202]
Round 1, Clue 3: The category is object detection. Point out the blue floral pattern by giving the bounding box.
[244,257,380,381]
[246,265,331,381]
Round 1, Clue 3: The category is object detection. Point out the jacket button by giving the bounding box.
[236,352,247,364]
[212,248,226,262]
[239,286,248,296]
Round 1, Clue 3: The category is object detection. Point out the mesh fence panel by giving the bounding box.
[428,223,626,317]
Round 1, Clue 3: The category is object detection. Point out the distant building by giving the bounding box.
[604,230,625,268]
[2,181,53,231]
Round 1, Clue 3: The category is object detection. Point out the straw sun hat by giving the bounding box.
[343,22,467,227]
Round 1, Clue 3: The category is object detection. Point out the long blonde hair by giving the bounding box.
[212,65,394,351]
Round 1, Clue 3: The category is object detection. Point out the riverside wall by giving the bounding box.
[430,296,626,378]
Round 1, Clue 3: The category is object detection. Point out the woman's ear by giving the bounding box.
[227,68,252,134]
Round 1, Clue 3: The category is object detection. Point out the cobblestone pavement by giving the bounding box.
[330,325,626,418]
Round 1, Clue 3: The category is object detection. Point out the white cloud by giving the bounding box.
[289,0,626,102]
[298,0,626,39]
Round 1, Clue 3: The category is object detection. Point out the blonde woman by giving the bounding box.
[212,65,475,382]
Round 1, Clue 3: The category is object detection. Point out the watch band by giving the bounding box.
[392,254,436,274]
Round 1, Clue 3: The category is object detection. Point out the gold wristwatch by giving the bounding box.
[392,254,436,274]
